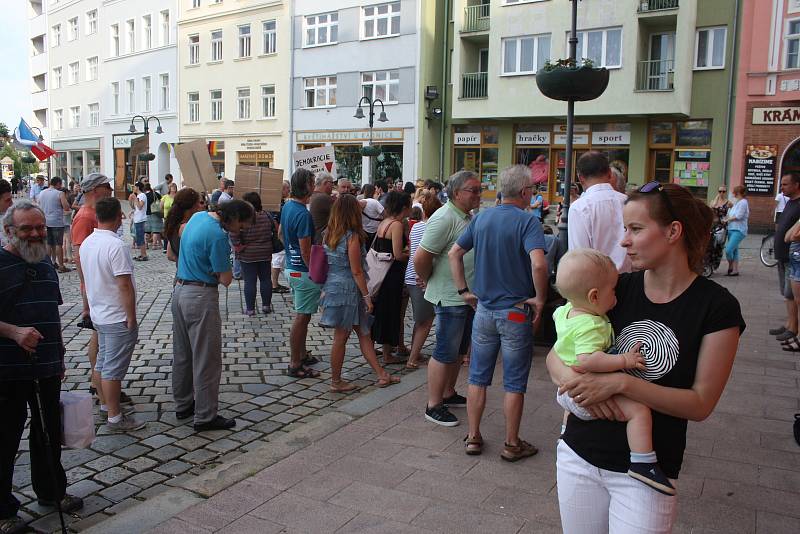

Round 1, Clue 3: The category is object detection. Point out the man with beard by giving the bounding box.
[0,200,83,534]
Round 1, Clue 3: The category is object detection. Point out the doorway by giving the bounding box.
[782,138,800,178]
[550,148,589,203]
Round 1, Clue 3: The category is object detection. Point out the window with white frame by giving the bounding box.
[502,34,551,74]
[111,24,119,56]
[143,15,152,49]
[785,19,800,69]
[211,30,223,61]
[238,24,251,57]
[112,82,119,114]
[160,10,170,45]
[261,85,275,118]
[188,92,199,122]
[262,20,276,54]
[573,28,622,68]
[362,70,399,103]
[363,2,400,39]
[126,19,135,53]
[52,67,62,89]
[70,106,80,128]
[188,34,200,64]
[87,56,98,81]
[695,27,727,69]
[68,62,79,85]
[304,13,338,46]
[127,79,135,112]
[237,88,251,119]
[160,74,170,111]
[54,109,63,130]
[52,24,61,47]
[304,76,336,107]
[86,10,97,35]
[192,0,201,8]
[68,17,78,41]
[88,103,99,127]
[210,89,223,120]
[143,76,152,112]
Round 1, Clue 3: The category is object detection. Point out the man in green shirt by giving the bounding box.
[414,170,481,426]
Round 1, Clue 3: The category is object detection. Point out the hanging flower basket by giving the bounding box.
[360,145,381,157]
[21,155,37,164]
[536,59,609,102]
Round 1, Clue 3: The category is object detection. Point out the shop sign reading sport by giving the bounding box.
[752,107,800,125]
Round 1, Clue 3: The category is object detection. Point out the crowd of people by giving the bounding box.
[0,149,754,533]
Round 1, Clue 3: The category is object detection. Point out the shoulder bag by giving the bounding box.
[365,222,395,297]
[270,212,284,253]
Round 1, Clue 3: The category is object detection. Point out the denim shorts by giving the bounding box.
[134,221,146,246]
[432,304,473,364]
[789,243,800,283]
[95,322,138,380]
[468,303,534,393]
[287,269,321,315]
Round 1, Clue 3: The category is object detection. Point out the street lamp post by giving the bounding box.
[354,96,388,183]
[128,115,164,135]
[559,0,580,255]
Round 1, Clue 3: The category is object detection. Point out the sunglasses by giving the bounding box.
[638,181,679,223]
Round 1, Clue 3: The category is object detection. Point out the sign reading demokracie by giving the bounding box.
[743,144,778,194]
[292,146,337,176]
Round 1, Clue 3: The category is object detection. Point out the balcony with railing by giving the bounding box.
[461,72,488,99]
[636,59,675,91]
[462,3,490,33]
[637,0,679,12]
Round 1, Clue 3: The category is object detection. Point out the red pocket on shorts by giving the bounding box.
[507,311,527,323]
[289,271,302,278]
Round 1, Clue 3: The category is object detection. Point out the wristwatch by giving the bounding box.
[457,287,469,295]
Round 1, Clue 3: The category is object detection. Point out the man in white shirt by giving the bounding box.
[131,181,148,261]
[79,197,144,433]
[568,151,631,273]
[218,180,235,204]
[359,183,385,243]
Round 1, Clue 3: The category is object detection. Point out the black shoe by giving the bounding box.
[769,326,788,336]
[424,403,458,427]
[119,391,133,405]
[776,330,797,341]
[194,416,236,431]
[37,494,84,513]
[0,516,27,534]
[176,402,195,420]
[627,463,676,496]
[443,393,467,407]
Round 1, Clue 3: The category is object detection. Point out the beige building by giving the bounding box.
[177,0,291,180]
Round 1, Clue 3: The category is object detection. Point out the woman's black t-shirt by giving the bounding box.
[562,271,745,479]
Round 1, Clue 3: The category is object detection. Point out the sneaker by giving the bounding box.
[424,403,458,427]
[119,391,133,405]
[261,305,272,314]
[106,414,146,433]
[501,439,538,462]
[776,330,797,341]
[100,405,135,416]
[443,393,467,407]
[628,463,676,496]
[769,326,787,336]
[36,494,84,513]
[0,516,27,534]
[194,416,236,431]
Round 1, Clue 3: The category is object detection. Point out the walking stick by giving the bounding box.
[27,351,67,534]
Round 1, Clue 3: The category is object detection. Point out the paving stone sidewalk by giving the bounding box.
[11,242,423,533]
[144,235,800,534]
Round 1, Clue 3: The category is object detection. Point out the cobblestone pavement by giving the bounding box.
[11,242,425,533]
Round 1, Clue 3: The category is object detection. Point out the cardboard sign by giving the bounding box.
[174,139,217,193]
[234,165,284,212]
[292,146,337,176]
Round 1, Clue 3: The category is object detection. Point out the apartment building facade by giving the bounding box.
[445,0,737,205]
[102,0,181,195]
[730,0,800,229]
[177,0,291,179]
[28,0,50,177]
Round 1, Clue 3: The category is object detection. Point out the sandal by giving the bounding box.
[780,335,799,346]
[330,380,357,393]
[57,266,72,273]
[376,374,401,388]
[272,284,290,294]
[302,351,320,366]
[405,361,420,370]
[395,347,411,358]
[383,354,407,365]
[287,365,321,378]
[464,435,483,456]
[782,339,800,352]
[500,439,538,462]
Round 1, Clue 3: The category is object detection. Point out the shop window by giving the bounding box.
[87,150,101,174]
[70,151,84,180]
[54,153,68,178]
[373,145,403,183]
[453,125,500,196]
[650,122,674,146]
[648,119,712,197]
[334,145,363,184]
[515,147,550,194]
[676,120,712,147]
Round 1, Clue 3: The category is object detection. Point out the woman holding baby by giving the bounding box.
[547,182,745,533]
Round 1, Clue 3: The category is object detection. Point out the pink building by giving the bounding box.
[731,0,800,228]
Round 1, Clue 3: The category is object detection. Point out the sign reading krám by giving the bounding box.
[752,107,800,125]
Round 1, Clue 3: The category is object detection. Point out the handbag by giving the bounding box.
[60,391,95,448]
[309,244,328,284]
[270,213,284,253]
[365,225,395,297]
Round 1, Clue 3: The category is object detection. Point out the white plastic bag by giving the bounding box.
[60,391,95,448]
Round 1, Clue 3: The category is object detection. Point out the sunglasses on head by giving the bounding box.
[638,181,679,223]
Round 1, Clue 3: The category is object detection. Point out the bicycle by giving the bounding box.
[760,232,778,268]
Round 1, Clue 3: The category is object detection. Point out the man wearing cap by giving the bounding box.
[72,174,133,410]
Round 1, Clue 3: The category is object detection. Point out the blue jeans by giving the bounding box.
[724,229,745,261]
[468,303,534,393]
[133,222,146,247]
[432,304,473,364]
[241,260,272,311]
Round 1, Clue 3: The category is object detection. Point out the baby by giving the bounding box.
[553,249,675,496]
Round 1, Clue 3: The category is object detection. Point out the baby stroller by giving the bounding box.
[702,220,727,277]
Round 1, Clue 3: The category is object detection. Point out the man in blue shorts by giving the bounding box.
[449,165,548,462]
[281,168,322,379]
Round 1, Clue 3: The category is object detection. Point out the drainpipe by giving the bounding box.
[722,0,741,187]
[438,0,451,182]
[288,0,296,173]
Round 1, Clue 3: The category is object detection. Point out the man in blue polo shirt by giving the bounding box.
[172,199,253,432]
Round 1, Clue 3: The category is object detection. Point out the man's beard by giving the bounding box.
[8,234,48,264]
